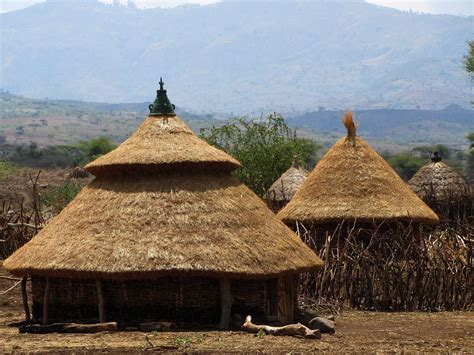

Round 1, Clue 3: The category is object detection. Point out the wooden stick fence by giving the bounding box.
[297,221,473,311]
[1,171,44,259]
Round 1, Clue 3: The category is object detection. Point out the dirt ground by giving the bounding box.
[0,167,69,208]
[0,265,472,353]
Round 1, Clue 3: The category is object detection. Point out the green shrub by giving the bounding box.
[200,113,320,195]
[42,181,84,213]
[78,136,115,165]
[0,161,17,182]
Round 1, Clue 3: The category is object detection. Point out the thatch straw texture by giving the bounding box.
[4,171,323,279]
[86,116,241,176]
[277,114,439,225]
[266,164,309,203]
[408,161,470,203]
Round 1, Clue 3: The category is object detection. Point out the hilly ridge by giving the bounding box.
[1,91,472,152]
[0,0,472,113]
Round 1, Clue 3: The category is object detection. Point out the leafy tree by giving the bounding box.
[42,181,84,214]
[200,113,320,195]
[78,136,115,164]
[412,144,451,160]
[464,41,474,106]
[467,132,474,183]
[382,151,425,181]
[464,41,474,77]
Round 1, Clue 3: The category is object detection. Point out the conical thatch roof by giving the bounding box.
[5,85,323,280]
[277,112,439,226]
[5,171,322,279]
[408,155,470,204]
[86,116,241,176]
[266,158,309,203]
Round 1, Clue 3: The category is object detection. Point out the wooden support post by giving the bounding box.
[278,276,295,324]
[21,277,30,322]
[219,279,232,329]
[42,278,50,326]
[96,278,105,323]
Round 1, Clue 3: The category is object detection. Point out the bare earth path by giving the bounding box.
[0,264,472,353]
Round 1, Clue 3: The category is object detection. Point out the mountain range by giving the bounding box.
[1,91,472,151]
[0,0,472,113]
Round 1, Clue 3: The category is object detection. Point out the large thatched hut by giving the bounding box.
[4,80,323,327]
[408,152,471,222]
[277,112,438,248]
[265,157,309,211]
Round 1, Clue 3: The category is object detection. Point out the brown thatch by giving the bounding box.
[277,112,439,226]
[5,116,323,280]
[85,116,241,176]
[266,159,309,203]
[408,159,471,204]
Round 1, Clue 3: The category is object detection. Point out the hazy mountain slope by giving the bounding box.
[0,0,472,112]
[1,91,471,151]
[288,104,474,149]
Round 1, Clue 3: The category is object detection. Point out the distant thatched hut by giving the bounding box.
[408,152,471,223]
[265,157,309,212]
[4,80,323,327]
[277,112,438,248]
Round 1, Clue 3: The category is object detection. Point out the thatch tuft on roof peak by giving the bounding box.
[342,111,357,145]
[277,112,439,226]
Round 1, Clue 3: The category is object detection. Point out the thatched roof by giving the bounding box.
[86,116,241,176]
[408,156,470,204]
[277,112,439,226]
[5,114,323,279]
[266,158,309,203]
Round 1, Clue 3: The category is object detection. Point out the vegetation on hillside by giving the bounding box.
[42,180,84,214]
[467,133,474,183]
[2,1,471,110]
[0,137,115,169]
[464,41,474,77]
[0,161,17,183]
[383,143,469,181]
[201,114,320,195]
[463,41,474,182]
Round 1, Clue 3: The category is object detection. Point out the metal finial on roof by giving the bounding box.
[431,151,442,163]
[148,77,176,116]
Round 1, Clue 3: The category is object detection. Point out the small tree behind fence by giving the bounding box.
[298,221,473,311]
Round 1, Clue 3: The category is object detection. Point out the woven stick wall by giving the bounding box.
[31,276,270,323]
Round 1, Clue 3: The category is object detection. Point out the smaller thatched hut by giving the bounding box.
[408,152,471,223]
[277,112,439,248]
[265,157,309,211]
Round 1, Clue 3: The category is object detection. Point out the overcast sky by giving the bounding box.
[0,0,472,16]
